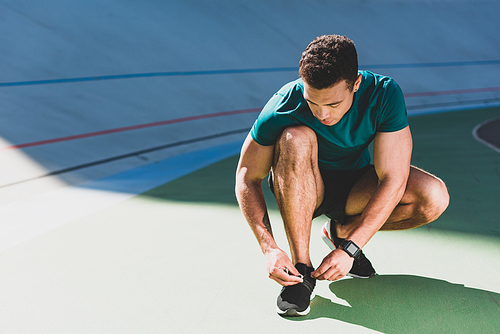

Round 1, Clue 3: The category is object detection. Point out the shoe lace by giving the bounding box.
[302,275,316,292]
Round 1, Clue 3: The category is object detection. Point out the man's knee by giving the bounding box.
[277,125,316,146]
[275,126,317,160]
[419,175,450,223]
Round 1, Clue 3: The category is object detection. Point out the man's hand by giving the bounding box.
[265,248,303,286]
[311,249,354,281]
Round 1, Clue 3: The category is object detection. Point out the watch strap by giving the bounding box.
[339,240,361,258]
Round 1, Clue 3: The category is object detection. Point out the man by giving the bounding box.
[235,35,449,316]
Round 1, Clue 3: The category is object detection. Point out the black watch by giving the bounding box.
[339,240,361,258]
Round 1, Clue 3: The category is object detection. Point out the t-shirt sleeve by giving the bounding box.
[377,80,409,132]
[250,92,295,146]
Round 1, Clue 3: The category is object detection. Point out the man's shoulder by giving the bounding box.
[275,78,304,98]
[265,78,307,115]
[250,78,310,146]
[359,71,400,93]
[357,71,408,132]
[357,71,404,108]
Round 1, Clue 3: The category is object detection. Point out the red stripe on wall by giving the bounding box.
[1,108,260,151]
[3,85,500,151]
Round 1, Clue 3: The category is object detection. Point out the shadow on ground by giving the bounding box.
[140,153,280,211]
[141,107,500,237]
[141,155,242,206]
[289,275,500,333]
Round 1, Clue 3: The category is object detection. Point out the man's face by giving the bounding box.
[303,75,361,126]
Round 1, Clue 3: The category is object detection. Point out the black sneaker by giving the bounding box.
[276,263,316,316]
[321,220,376,278]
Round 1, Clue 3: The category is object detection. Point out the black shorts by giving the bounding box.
[268,164,374,225]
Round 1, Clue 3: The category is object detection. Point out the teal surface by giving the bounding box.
[409,107,500,236]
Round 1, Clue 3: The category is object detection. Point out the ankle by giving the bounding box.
[293,258,313,268]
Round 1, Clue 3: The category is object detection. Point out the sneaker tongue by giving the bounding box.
[294,263,314,275]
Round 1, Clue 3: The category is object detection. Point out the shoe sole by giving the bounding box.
[276,292,315,317]
[320,221,375,279]
[277,305,310,317]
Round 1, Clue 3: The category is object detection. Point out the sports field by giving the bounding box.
[1,107,499,333]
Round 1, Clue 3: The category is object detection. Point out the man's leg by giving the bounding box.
[337,166,450,238]
[272,126,324,267]
[273,125,323,316]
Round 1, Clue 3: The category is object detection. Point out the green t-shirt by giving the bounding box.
[250,71,408,170]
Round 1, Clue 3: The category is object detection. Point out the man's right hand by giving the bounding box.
[265,248,303,286]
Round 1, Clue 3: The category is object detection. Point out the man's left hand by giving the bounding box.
[311,248,354,281]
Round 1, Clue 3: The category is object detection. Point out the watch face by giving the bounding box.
[345,243,359,255]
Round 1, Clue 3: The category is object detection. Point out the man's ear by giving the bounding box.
[354,74,362,92]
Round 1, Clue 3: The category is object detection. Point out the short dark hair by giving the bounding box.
[299,35,358,91]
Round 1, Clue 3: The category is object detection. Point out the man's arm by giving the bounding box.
[312,126,412,280]
[347,125,412,245]
[235,134,303,286]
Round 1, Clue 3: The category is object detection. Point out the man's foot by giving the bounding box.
[321,220,376,278]
[276,263,316,316]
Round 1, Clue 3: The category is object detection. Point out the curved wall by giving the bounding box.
[1,0,499,187]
